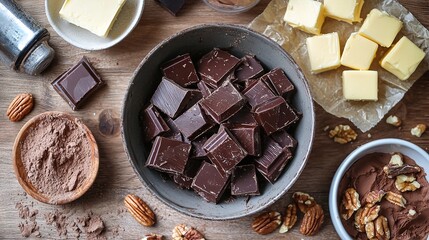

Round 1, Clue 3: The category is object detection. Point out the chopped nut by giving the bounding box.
[365,221,375,239]
[142,234,164,240]
[341,188,361,220]
[375,216,390,240]
[329,125,358,144]
[367,133,372,138]
[411,124,427,137]
[384,164,421,178]
[389,153,404,167]
[292,192,316,213]
[363,190,385,206]
[124,194,156,227]
[408,209,417,217]
[385,191,407,208]
[279,204,297,233]
[386,115,402,127]
[172,224,189,240]
[300,204,324,236]
[252,211,281,235]
[395,175,421,192]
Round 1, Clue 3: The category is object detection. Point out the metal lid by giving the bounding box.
[21,41,55,75]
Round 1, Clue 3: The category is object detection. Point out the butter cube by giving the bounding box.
[324,0,364,24]
[283,0,325,35]
[306,32,341,73]
[343,70,378,101]
[60,0,127,37]
[341,33,378,70]
[359,9,402,47]
[380,36,425,81]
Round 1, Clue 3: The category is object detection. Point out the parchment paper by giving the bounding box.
[249,0,429,132]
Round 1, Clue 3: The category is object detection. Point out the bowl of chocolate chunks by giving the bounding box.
[122,24,315,220]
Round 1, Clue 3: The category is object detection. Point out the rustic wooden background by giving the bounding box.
[0,0,428,239]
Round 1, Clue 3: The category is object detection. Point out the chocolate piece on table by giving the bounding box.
[261,68,295,99]
[191,162,230,203]
[198,48,241,88]
[146,136,191,174]
[151,77,199,118]
[242,80,276,109]
[227,124,261,157]
[197,81,213,98]
[199,81,246,123]
[142,104,170,142]
[226,106,258,126]
[271,130,298,151]
[52,57,104,110]
[174,102,215,141]
[203,126,247,174]
[235,55,264,82]
[154,0,185,16]
[253,96,299,135]
[162,53,199,87]
[231,164,260,196]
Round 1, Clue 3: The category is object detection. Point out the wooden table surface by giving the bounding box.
[0,0,428,239]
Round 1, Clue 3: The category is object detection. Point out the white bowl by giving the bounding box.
[45,0,144,50]
[329,138,429,239]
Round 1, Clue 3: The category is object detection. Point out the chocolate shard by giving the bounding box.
[154,0,185,16]
[162,53,199,87]
[260,68,295,99]
[191,162,230,203]
[141,104,170,142]
[173,102,215,141]
[231,164,260,196]
[271,130,298,151]
[253,96,299,135]
[200,81,246,123]
[151,77,200,118]
[242,79,276,109]
[203,126,247,175]
[52,56,104,110]
[145,136,192,174]
[226,124,261,157]
[235,55,265,82]
[198,48,241,88]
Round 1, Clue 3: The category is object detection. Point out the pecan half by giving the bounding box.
[300,204,324,236]
[375,216,390,240]
[252,211,281,235]
[328,125,358,144]
[6,93,34,122]
[184,227,205,240]
[395,175,421,192]
[355,205,380,231]
[293,192,316,213]
[124,194,156,227]
[172,224,189,240]
[341,188,361,220]
[142,234,164,240]
[354,208,365,232]
[384,164,421,178]
[365,221,375,239]
[363,190,385,206]
[385,191,407,208]
[279,203,297,233]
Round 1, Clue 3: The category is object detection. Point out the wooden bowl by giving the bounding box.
[13,111,99,205]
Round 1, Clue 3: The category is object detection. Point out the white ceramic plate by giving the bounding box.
[45,0,144,50]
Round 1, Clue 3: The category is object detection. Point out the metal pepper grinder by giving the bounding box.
[0,0,54,75]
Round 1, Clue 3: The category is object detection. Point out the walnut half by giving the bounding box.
[395,175,421,192]
[329,125,358,144]
[341,188,361,220]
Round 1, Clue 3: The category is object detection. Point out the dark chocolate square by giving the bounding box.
[173,102,215,141]
[154,0,185,16]
[162,53,199,87]
[231,164,260,196]
[52,57,104,110]
[235,55,264,82]
[226,107,259,126]
[227,124,261,157]
[142,104,170,142]
[271,130,298,151]
[254,138,283,170]
[261,68,295,99]
[242,80,276,109]
[191,162,230,203]
[257,148,293,183]
[197,81,213,98]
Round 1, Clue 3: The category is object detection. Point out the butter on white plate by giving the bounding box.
[59,0,127,37]
[283,0,325,35]
[381,36,425,81]
[343,70,378,101]
[341,33,378,70]
[306,32,341,74]
[359,9,402,48]
[324,0,364,24]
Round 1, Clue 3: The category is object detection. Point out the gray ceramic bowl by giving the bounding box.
[121,24,315,220]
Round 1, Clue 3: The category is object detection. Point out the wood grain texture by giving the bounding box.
[0,0,427,239]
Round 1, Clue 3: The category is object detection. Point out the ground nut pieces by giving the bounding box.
[300,204,324,236]
[341,188,361,220]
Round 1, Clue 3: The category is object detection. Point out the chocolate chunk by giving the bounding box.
[146,136,191,174]
[142,104,170,142]
[242,80,276,109]
[253,96,299,135]
[271,130,297,151]
[254,138,283,170]
[171,158,205,189]
[162,53,199,87]
[154,0,185,16]
[191,135,210,159]
[254,139,292,183]
[261,68,295,99]
[151,77,200,118]
[163,118,183,141]
[227,124,261,157]
[52,57,104,110]
[231,164,260,196]
[235,55,264,82]
[226,107,258,126]
[174,102,215,141]
[203,126,247,174]
[198,49,241,88]
[191,162,230,203]
[197,81,213,98]
[200,81,246,123]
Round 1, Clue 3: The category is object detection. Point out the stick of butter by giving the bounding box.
[359,9,402,48]
[380,36,425,81]
[59,0,127,37]
[283,0,325,35]
[306,32,341,74]
[324,0,364,24]
[343,70,378,101]
[341,33,378,70]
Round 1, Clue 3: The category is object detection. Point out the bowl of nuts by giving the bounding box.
[122,24,315,220]
[329,138,429,239]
